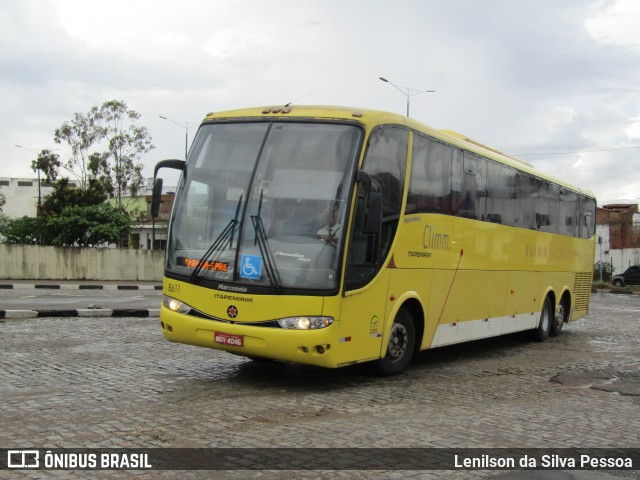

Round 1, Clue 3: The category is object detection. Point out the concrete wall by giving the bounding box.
[0,244,165,281]
[608,248,640,274]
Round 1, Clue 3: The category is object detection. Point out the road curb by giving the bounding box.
[0,309,160,320]
[0,284,162,290]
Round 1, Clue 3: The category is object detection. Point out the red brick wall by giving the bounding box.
[596,204,640,250]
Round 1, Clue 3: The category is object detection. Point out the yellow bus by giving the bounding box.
[152,105,596,375]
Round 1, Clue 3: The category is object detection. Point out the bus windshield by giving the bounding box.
[166,121,362,291]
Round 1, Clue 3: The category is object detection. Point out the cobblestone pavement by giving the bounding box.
[0,293,638,480]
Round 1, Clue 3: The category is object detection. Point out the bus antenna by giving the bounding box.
[285,93,311,107]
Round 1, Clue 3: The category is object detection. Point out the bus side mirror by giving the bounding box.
[154,159,185,179]
[151,178,163,218]
[152,159,185,218]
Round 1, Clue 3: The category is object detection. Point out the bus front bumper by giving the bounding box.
[160,307,339,368]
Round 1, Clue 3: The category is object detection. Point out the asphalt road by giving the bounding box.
[0,282,162,311]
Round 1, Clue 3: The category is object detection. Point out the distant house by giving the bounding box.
[112,193,175,250]
[596,204,640,274]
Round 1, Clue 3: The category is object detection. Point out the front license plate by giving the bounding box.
[214,331,244,347]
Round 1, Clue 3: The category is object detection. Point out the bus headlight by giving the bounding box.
[277,316,333,330]
[163,295,192,314]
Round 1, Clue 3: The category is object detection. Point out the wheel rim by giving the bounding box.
[556,304,565,325]
[387,322,409,362]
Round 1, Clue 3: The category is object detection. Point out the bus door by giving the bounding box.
[337,126,409,365]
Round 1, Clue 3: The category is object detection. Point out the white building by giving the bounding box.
[0,177,58,218]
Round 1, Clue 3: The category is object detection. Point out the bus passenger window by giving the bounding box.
[457,152,487,220]
[487,162,516,227]
[516,174,541,230]
[538,182,560,232]
[558,189,578,237]
[407,135,452,214]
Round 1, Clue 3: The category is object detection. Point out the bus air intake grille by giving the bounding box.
[573,272,592,312]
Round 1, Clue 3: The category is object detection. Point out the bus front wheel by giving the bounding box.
[533,296,553,342]
[375,309,416,376]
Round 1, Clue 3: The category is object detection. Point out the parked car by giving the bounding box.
[611,265,640,287]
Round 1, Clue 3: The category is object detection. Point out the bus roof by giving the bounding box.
[202,105,596,199]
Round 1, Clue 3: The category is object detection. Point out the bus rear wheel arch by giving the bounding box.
[374,308,416,376]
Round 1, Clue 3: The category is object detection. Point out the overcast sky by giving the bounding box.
[2,0,640,205]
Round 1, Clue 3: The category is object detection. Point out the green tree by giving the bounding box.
[41,178,110,217]
[594,261,615,282]
[0,213,9,242]
[31,149,62,183]
[50,100,154,209]
[47,204,131,247]
[100,100,154,211]
[0,216,51,244]
[53,106,104,191]
[0,190,5,212]
[22,100,155,248]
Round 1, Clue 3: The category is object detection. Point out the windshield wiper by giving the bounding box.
[250,189,282,291]
[190,194,243,282]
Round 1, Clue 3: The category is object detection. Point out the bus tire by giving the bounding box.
[550,298,568,337]
[375,309,416,376]
[533,296,552,342]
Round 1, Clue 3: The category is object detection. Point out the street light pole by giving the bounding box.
[379,77,435,117]
[159,116,194,161]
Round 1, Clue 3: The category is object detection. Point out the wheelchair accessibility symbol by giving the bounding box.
[240,254,262,280]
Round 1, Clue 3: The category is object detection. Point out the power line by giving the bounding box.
[536,162,638,175]
[515,146,640,156]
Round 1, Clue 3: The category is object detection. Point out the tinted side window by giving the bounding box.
[558,189,578,237]
[516,173,541,230]
[538,181,560,232]
[456,152,487,220]
[364,126,408,219]
[486,162,516,225]
[407,135,453,214]
[579,196,596,239]
[404,134,594,239]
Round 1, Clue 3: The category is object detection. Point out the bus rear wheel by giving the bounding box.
[533,296,552,342]
[375,309,415,376]
[551,298,568,337]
